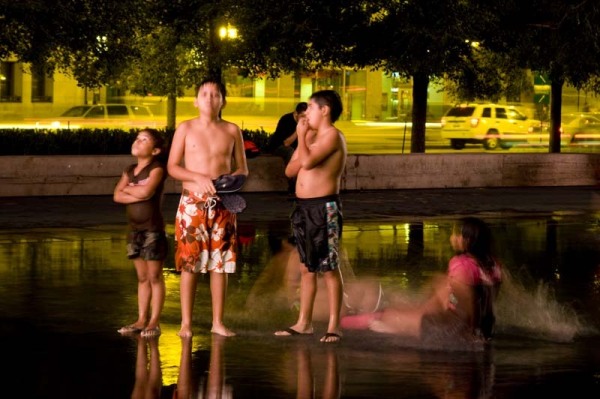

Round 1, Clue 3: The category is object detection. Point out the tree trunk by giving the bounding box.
[411,72,429,153]
[549,78,563,153]
[167,93,177,131]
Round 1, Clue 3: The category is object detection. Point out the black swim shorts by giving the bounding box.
[291,195,343,273]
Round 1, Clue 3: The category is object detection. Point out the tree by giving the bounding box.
[1,0,146,90]
[487,0,600,153]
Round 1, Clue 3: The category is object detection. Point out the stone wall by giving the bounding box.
[1,153,599,197]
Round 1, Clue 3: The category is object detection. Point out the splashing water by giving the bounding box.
[495,268,586,342]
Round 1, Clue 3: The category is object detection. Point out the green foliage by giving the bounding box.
[0,127,270,156]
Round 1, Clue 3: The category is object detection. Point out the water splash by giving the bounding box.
[495,268,587,342]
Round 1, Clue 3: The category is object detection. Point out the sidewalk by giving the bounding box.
[0,186,597,230]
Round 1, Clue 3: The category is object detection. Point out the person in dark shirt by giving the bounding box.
[266,102,307,194]
[114,128,168,338]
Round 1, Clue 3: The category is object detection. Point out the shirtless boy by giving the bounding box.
[275,90,347,343]
[168,78,248,337]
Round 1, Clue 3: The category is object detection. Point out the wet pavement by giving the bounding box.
[1,186,598,229]
[2,186,600,398]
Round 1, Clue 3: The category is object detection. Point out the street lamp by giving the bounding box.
[219,23,238,40]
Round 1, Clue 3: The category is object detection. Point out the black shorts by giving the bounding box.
[291,195,342,273]
[127,230,168,261]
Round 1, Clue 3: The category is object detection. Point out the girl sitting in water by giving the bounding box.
[342,216,502,343]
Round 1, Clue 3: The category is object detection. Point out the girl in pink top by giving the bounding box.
[342,217,502,342]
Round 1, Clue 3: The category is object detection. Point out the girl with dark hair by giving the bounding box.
[342,217,502,343]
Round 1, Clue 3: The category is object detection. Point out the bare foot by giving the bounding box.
[274,325,314,336]
[211,324,236,337]
[177,324,193,338]
[117,322,145,334]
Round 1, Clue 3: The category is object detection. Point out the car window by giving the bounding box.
[446,106,476,117]
[107,105,129,117]
[130,106,152,117]
[481,108,491,118]
[507,108,527,120]
[85,106,105,118]
[61,106,92,117]
[495,108,507,119]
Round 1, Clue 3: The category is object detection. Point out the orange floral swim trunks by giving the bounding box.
[174,189,237,274]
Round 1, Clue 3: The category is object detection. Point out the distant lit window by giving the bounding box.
[0,61,22,102]
[31,67,54,102]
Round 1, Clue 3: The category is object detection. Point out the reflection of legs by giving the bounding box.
[206,335,226,398]
[176,336,193,398]
[179,271,198,338]
[321,269,343,342]
[131,335,148,399]
[146,336,162,398]
[210,271,235,337]
[144,259,165,333]
[322,348,341,399]
[296,345,313,399]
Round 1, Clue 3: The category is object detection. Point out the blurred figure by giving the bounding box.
[131,335,163,399]
[265,102,308,195]
[344,217,502,344]
[247,233,383,323]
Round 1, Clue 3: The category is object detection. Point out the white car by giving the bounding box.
[440,103,542,150]
[36,104,159,129]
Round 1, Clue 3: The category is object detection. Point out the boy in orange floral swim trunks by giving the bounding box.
[167,78,248,338]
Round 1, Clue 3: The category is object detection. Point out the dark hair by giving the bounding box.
[310,90,343,123]
[295,102,308,113]
[456,217,495,271]
[195,78,227,102]
[139,128,167,163]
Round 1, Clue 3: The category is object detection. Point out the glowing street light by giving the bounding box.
[219,23,238,40]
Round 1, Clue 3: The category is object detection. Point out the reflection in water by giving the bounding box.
[131,335,162,399]
[1,215,600,397]
[174,335,231,399]
[295,344,341,399]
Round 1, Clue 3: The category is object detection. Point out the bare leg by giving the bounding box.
[275,264,316,336]
[178,271,198,338]
[320,268,343,343]
[369,306,423,337]
[142,260,165,336]
[121,258,149,332]
[210,271,235,337]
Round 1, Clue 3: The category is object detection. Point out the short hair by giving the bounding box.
[195,78,227,102]
[310,90,343,123]
[295,102,308,113]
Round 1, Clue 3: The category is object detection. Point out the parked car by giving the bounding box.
[440,103,543,150]
[35,104,160,129]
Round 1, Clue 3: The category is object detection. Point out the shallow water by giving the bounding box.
[2,212,600,398]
